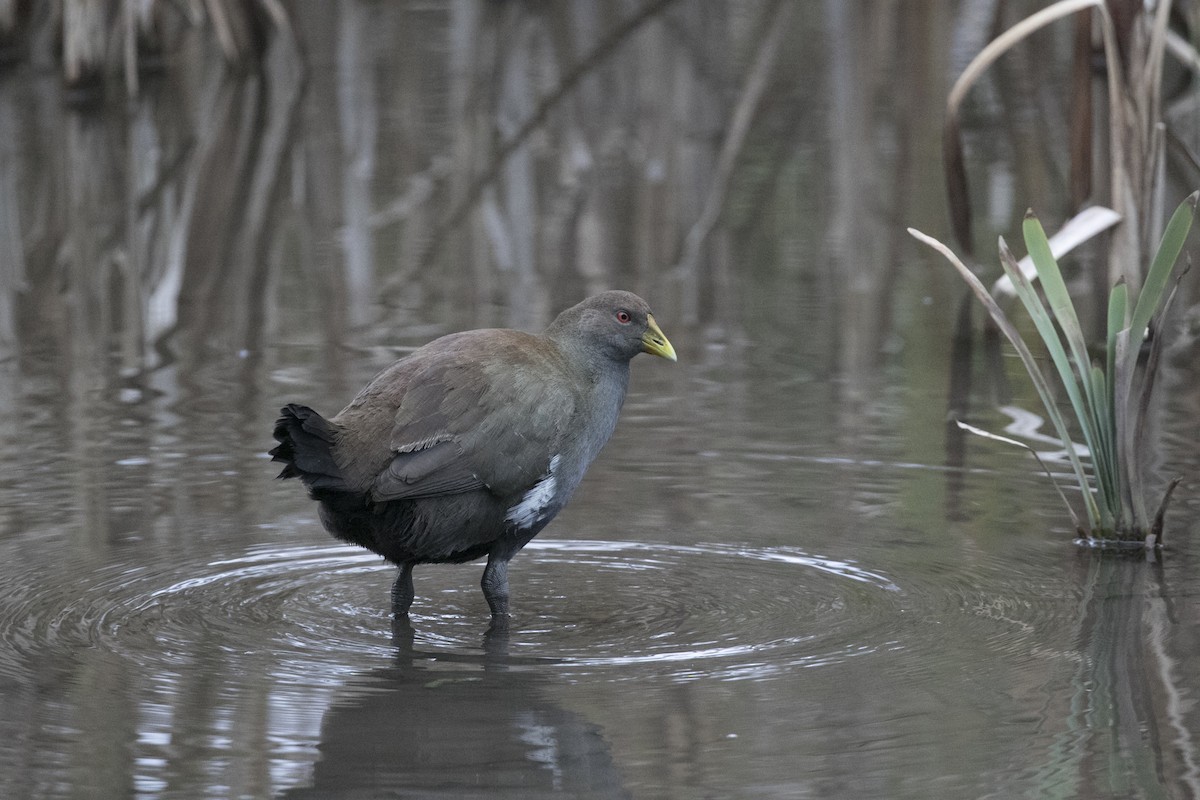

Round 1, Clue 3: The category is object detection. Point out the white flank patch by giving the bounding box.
[506,455,560,529]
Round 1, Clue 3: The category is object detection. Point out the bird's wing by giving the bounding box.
[369,341,576,503]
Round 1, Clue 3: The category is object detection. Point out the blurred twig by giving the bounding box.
[383,0,682,301]
[672,0,791,289]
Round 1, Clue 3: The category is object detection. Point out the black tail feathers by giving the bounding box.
[269,404,346,491]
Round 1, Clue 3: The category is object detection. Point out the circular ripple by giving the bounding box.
[0,539,909,683]
[506,540,904,680]
[0,544,392,681]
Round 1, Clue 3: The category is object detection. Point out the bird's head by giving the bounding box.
[547,290,677,365]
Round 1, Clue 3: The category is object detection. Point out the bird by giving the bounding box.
[269,290,676,620]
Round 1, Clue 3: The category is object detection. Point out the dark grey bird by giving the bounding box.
[269,291,676,619]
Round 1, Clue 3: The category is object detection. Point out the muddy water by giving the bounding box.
[2,3,1200,799]
[6,332,1200,800]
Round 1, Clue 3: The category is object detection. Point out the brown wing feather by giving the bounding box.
[336,330,577,504]
[370,440,484,501]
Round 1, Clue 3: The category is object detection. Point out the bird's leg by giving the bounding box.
[481,554,510,618]
[391,563,414,615]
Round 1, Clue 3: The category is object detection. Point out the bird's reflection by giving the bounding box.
[284,617,631,799]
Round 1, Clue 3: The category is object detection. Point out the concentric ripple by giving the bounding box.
[511,540,904,680]
[0,538,910,683]
[0,544,390,680]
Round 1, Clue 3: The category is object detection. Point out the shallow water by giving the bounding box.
[3,3,1200,799]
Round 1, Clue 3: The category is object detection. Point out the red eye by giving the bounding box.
[616,310,631,324]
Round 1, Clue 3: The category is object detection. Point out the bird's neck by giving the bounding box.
[572,357,630,470]
[544,329,631,437]
[588,357,630,410]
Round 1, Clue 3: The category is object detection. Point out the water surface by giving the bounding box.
[1,3,1200,799]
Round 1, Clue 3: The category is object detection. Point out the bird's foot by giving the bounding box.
[486,613,511,638]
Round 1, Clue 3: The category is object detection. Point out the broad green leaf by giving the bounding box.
[1089,363,1117,516]
[1000,237,1109,525]
[993,235,1104,527]
[1129,192,1197,352]
[1115,193,1196,533]
[1105,280,1127,407]
[992,205,1120,298]
[1023,212,1099,430]
[1130,268,1187,531]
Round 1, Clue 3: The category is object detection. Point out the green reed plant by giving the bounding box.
[910,192,1196,548]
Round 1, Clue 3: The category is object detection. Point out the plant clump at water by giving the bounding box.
[910,192,1196,549]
